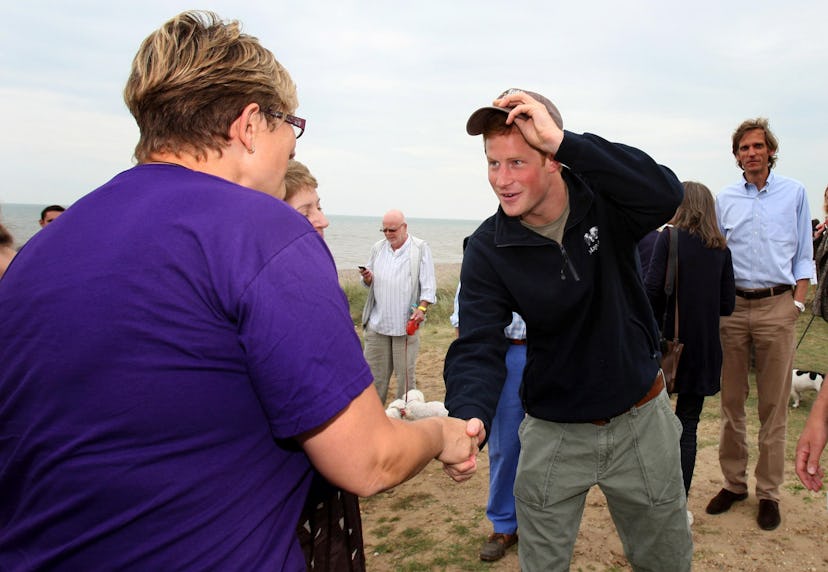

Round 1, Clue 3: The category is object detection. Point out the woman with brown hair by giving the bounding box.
[645,181,736,525]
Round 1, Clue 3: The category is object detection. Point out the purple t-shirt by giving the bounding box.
[0,165,373,570]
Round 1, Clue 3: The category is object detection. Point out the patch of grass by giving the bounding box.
[390,492,436,511]
[429,541,488,571]
[397,562,431,572]
[400,527,424,540]
[339,272,460,330]
[378,527,439,570]
[340,279,369,327]
[785,481,806,494]
[371,524,394,539]
[371,541,393,555]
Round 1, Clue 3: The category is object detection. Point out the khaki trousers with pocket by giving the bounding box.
[514,390,692,572]
[718,293,798,501]
[363,327,419,403]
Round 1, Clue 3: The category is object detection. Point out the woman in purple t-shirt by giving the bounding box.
[0,11,483,572]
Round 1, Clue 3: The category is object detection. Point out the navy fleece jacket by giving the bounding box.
[444,131,683,432]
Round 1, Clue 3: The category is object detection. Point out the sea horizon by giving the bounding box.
[2,203,483,270]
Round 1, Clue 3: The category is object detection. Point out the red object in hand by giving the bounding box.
[406,318,420,335]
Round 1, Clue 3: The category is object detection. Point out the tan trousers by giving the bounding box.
[363,327,419,403]
[718,293,798,501]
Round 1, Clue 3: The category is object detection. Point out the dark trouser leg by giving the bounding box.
[674,393,705,497]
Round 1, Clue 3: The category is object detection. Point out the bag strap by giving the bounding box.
[661,227,679,339]
[664,226,677,296]
[672,235,679,341]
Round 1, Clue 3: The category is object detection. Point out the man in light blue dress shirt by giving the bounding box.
[707,118,813,531]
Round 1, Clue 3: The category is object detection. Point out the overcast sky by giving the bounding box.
[2,0,827,221]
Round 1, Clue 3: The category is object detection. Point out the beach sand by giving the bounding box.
[355,263,828,571]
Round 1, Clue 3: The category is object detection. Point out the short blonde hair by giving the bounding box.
[284,160,318,202]
[124,10,298,163]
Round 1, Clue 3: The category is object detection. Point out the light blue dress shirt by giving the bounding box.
[715,171,814,289]
[451,282,526,340]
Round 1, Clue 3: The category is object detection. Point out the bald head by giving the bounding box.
[381,209,408,250]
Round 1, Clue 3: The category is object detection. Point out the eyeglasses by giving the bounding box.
[380,225,403,233]
[262,109,306,139]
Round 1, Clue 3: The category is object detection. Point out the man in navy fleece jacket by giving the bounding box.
[444,88,692,571]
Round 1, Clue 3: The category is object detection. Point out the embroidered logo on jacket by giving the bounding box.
[584,226,599,254]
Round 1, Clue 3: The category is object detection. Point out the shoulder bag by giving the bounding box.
[659,227,683,393]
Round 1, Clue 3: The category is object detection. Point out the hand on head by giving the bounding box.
[494,90,564,156]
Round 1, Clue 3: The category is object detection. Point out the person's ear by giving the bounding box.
[230,102,262,155]
[544,155,562,174]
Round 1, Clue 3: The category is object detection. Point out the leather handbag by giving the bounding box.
[659,227,683,393]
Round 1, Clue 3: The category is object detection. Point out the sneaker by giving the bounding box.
[479,532,518,562]
[687,510,694,526]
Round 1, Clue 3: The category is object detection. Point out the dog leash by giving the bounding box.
[400,308,420,418]
[796,314,816,350]
[400,335,417,418]
[400,335,411,418]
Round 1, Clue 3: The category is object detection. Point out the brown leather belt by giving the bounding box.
[590,370,665,426]
[509,339,526,345]
[734,285,791,300]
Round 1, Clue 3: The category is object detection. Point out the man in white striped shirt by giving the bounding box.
[359,210,437,402]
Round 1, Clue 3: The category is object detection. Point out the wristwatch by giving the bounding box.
[794,300,806,313]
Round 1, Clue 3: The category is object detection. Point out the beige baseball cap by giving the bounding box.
[466,88,563,135]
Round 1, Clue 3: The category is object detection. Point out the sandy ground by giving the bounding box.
[350,266,828,572]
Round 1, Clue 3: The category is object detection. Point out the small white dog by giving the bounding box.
[790,369,824,408]
[385,389,448,420]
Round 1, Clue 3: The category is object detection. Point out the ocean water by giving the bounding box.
[1,203,483,270]
[324,215,481,268]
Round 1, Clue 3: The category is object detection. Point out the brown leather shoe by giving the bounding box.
[757,499,781,531]
[479,532,518,562]
[705,488,748,515]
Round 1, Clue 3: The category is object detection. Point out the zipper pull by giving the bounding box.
[559,244,581,282]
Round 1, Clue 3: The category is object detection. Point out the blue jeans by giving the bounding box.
[486,343,526,534]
